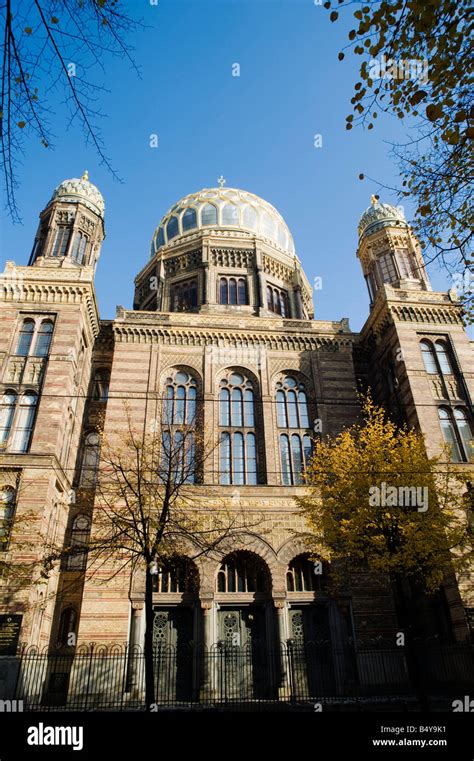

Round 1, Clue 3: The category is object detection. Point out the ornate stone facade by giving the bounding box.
[0,182,472,662]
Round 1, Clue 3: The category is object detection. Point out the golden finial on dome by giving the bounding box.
[371,194,379,205]
[81,170,89,181]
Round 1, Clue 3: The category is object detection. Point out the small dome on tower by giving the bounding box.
[49,171,105,217]
[358,196,407,239]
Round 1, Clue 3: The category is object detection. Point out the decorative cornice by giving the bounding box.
[111,312,358,350]
[1,263,100,337]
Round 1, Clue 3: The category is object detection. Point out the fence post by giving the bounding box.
[83,643,95,711]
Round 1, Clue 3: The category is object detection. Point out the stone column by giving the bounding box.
[200,600,214,700]
[275,600,289,698]
[126,602,143,697]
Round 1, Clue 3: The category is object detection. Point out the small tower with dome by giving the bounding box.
[357,196,430,304]
[28,171,105,274]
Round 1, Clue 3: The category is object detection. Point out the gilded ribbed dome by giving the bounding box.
[49,171,105,217]
[358,198,407,238]
[151,187,295,257]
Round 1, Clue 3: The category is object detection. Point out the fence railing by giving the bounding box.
[0,641,472,711]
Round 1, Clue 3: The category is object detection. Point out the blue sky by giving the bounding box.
[1,0,458,332]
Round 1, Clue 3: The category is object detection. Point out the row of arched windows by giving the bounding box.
[155,203,290,251]
[0,391,37,452]
[219,277,248,305]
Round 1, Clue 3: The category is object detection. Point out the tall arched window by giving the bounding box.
[16,319,35,356]
[420,341,438,374]
[80,432,101,487]
[182,207,197,232]
[33,320,53,357]
[454,408,472,461]
[166,216,179,241]
[201,204,218,226]
[438,407,472,462]
[67,515,90,570]
[221,203,238,225]
[434,341,453,375]
[163,371,197,425]
[219,372,258,485]
[161,370,199,484]
[266,285,290,317]
[51,226,71,257]
[0,486,16,551]
[10,392,37,452]
[92,368,110,401]
[70,231,88,263]
[0,391,17,446]
[276,376,312,485]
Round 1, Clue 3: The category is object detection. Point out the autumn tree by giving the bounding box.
[43,404,262,708]
[1,0,140,221]
[297,396,472,634]
[326,0,473,320]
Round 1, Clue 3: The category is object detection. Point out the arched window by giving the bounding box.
[260,212,274,239]
[156,226,165,249]
[435,341,453,375]
[161,371,199,484]
[152,557,198,593]
[219,277,228,304]
[70,231,88,264]
[51,226,71,257]
[16,319,35,356]
[0,486,15,551]
[182,207,197,232]
[163,371,198,425]
[242,206,257,230]
[454,408,472,461]
[420,341,438,374]
[166,216,179,241]
[33,320,53,357]
[266,285,290,317]
[67,515,90,570]
[201,204,218,226]
[438,408,465,462]
[57,607,77,647]
[216,552,269,593]
[92,368,110,401]
[10,392,37,452]
[221,203,238,225]
[80,432,101,487]
[377,251,397,283]
[219,372,258,485]
[276,376,312,485]
[0,391,17,446]
[169,278,198,311]
[286,555,328,592]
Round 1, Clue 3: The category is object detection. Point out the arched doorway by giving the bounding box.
[286,554,354,698]
[214,551,275,700]
[152,556,199,701]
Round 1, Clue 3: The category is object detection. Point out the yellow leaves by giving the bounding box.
[50,16,59,24]
[24,27,32,35]
[297,393,472,591]
[330,11,339,22]
[17,121,26,128]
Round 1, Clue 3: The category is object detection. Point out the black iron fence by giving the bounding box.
[0,641,472,711]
